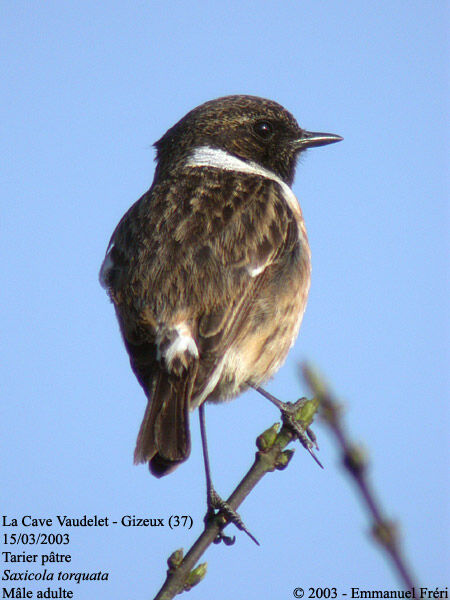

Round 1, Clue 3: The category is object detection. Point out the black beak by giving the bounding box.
[294,130,343,150]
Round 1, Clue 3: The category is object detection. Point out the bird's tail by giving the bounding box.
[134,372,193,477]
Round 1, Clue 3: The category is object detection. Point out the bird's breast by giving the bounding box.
[206,232,311,403]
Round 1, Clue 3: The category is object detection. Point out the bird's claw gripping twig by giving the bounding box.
[205,488,259,546]
[279,402,323,469]
[254,387,323,468]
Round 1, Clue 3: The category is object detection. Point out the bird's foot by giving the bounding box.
[278,398,323,469]
[254,388,322,468]
[204,488,259,546]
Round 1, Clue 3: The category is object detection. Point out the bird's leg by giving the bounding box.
[199,404,259,545]
[254,386,323,468]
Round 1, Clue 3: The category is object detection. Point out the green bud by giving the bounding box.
[372,520,398,550]
[256,423,280,450]
[185,562,207,590]
[167,548,184,571]
[275,448,295,470]
[294,397,320,426]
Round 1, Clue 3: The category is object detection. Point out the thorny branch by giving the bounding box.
[302,363,419,591]
[153,397,319,600]
[153,363,420,598]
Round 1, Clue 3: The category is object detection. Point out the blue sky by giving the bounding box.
[1,2,448,598]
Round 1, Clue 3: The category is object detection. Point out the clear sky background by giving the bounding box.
[1,2,448,599]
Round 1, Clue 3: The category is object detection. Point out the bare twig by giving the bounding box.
[302,363,419,591]
[153,397,319,599]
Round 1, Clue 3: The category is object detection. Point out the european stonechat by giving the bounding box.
[100,95,342,481]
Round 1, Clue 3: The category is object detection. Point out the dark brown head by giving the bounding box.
[154,95,342,185]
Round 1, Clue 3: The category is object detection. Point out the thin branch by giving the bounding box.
[302,363,419,591]
[153,397,319,600]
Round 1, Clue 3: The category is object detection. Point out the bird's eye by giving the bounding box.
[253,121,274,139]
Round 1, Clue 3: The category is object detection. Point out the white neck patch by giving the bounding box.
[185,146,300,217]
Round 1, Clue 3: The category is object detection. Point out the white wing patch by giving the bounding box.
[247,263,268,278]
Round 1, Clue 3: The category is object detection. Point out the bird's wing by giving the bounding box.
[171,167,305,402]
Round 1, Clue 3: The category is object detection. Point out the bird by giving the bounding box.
[100,94,342,494]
